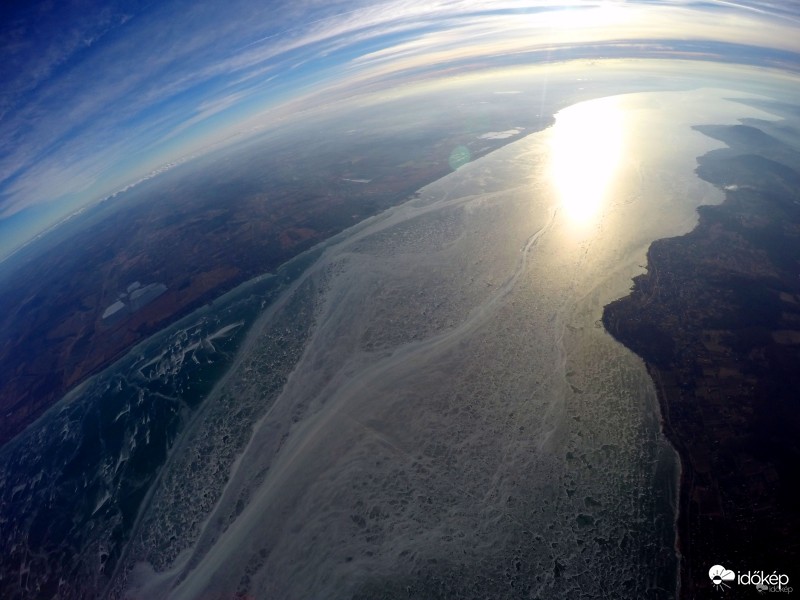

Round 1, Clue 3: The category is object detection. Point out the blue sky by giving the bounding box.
[1,0,800,259]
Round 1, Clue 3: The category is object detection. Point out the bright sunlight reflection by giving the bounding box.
[550,96,625,226]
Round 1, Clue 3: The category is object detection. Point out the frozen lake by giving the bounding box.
[120,90,779,599]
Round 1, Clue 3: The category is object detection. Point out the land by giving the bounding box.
[604,106,800,598]
[0,112,547,448]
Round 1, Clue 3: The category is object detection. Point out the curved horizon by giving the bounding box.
[2,0,800,260]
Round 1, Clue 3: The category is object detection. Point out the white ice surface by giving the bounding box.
[121,89,780,600]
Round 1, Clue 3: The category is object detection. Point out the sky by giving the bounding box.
[1,0,800,260]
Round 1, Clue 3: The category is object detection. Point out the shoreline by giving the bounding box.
[647,364,691,600]
[603,110,800,598]
[0,119,552,450]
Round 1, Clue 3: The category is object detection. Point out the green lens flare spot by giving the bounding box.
[448,145,471,170]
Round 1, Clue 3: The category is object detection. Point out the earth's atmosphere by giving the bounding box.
[2,3,800,597]
[3,83,794,598]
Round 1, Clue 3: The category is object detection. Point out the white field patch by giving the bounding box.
[477,127,523,139]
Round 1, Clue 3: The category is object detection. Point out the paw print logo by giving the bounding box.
[709,565,735,591]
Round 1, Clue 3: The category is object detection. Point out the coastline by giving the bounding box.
[603,110,800,598]
[647,364,690,599]
[0,117,552,450]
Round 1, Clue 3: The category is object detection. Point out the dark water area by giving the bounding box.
[0,245,325,598]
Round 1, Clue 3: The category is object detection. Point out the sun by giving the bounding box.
[549,95,626,227]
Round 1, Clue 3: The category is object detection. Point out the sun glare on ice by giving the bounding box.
[550,95,625,227]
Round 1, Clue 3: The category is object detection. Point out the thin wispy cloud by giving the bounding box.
[0,0,798,255]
